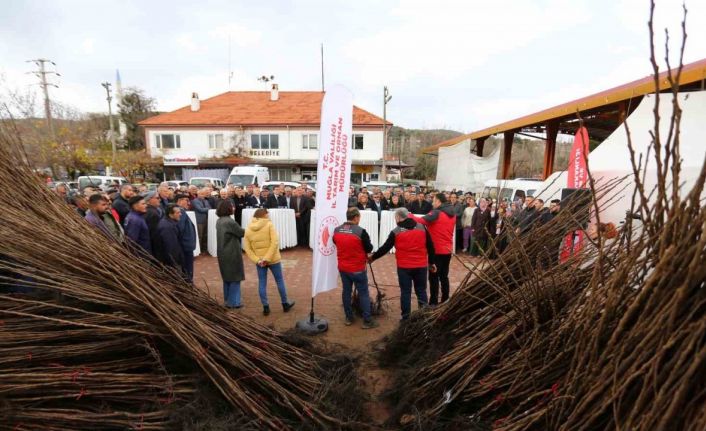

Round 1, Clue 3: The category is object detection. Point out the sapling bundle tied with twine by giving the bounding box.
[379,5,706,430]
[0,120,363,429]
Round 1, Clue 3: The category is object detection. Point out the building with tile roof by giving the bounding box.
[139,88,391,184]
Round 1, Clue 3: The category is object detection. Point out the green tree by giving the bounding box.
[118,87,156,151]
[412,153,437,184]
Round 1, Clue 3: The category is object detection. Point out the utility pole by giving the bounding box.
[381,86,392,181]
[398,135,404,183]
[228,34,233,90]
[101,82,118,170]
[27,59,60,138]
[320,43,325,91]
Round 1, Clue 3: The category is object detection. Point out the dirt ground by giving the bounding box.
[194,247,470,426]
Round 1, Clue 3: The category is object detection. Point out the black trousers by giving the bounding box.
[197,223,207,253]
[296,216,308,247]
[429,253,452,305]
[455,228,463,251]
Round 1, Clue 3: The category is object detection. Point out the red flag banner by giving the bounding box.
[568,126,589,188]
[560,126,590,262]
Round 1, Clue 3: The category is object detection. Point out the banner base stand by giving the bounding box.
[296,299,329,335]
[295,317,329,335]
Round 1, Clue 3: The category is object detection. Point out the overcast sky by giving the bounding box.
[1,0,704,132]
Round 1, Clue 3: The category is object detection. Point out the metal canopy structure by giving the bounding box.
[424,58,706,180]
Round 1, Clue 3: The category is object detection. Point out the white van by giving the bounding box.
[189,177,225,189]
[77,176,129,191]
[481,178,543,203]
[226,166,269,187]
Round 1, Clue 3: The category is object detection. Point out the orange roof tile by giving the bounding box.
[139,91,388,127]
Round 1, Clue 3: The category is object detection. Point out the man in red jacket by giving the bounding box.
[410,193,455,305]
[332,207,379,329]
[371,207,436,320]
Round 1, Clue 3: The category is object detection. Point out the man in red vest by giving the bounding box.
[410,193,455,305]
[332,207,379,329]
[371,207,436,320]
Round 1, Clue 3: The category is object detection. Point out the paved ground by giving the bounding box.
[194,247,470,351]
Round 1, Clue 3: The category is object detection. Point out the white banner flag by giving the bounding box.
[311,85,354,297]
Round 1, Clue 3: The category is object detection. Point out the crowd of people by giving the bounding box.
[55,181,309,315]
[348,184,562,256]
[55,179,566,327]
[336,185,566,323]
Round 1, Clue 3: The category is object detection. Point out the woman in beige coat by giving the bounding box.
[243,208,295,316]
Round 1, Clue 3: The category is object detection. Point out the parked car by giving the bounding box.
[166,180,189,189]
[189,177,225,189]
[77,176,129,192]
[301,180,317,191]
[48,181,78,192]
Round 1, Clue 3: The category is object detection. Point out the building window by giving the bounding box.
[352,134,364,150]
[154,134,181,149]
[302,134,318,150]
[270,168,292,181]
[301,170,317,180]
[251,134,279,150]
[208,134,224,149]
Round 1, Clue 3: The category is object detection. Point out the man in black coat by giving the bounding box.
[156,204,185,269]
[205,189,219,210]
[539,199,563,268]
[539,199,559,225]
[175,194,197,282]
[470,199,491,256]
[246,187,266,208]
[265,185,287,209]
[144,191,163,259]
[290,187,311,247]
[347,187,358,208]
[369,191,389,220]
[283,186,294,208]
[232,188,248,224]
[408,192,432,215]
[516,196,539,235]
[111,184,135,226]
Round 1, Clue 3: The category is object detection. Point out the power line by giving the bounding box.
[26,58,60,138]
